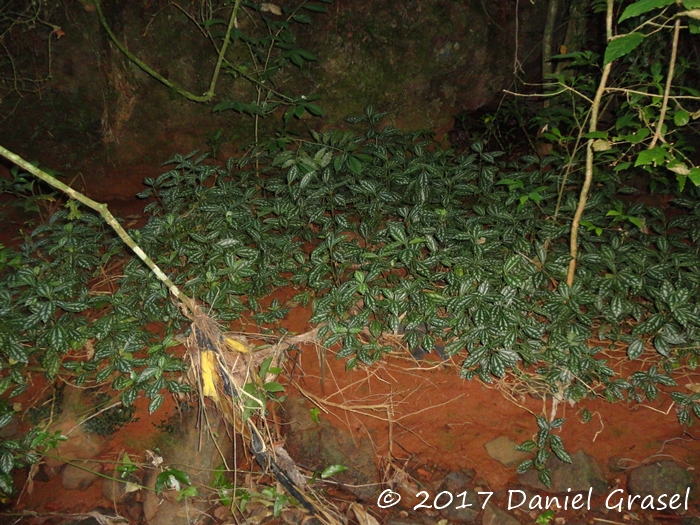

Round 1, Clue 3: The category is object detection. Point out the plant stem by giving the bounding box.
[649,18,681,150]
[93,0,240,103]
[0,145,197,315]
[566,0,614,287]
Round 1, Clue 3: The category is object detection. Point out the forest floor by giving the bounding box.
[0,156,699,525]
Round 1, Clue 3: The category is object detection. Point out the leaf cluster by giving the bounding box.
[211,0,330,122]
[3,103,700,494]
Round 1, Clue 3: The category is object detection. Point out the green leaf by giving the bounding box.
[549,435,571,463]
[503,254,521,273]
[490,353,506,377]
[42,350,60,379]
[0,334,27,364]
[689,167,700,185]
[303,3,328,12]
[296,49,318,61]
[347,155,363,174]
[688,17,700,33]
[121,388,138,406]
[203,18,226,27]
[263,382,285,393]
[138,366,160,383]
[516,460,534,474]
[584,131,608,139]
[628,339,645,360]
[604,33,645,65]
[619,0,675,22]
[653,334,670,357]
[674,110,690,127]
[294,104,306,118]
[0,413,13,430]
[536,510,555,525]
[549,418,565,429]
[213,100,243,113]
[149,393,164,414]
[623,127,650,144]
[517,440,537,452]
[0,452,14,474]
[273,494,289,517]
[0,472,13,495]
[305,103,324,116]
[321,464,348,478]
[309,407,320,423]
[635,147,668,167]
[48,324,68,353]
[177,485,198,500]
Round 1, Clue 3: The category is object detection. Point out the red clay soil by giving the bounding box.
[275,302,700,493]
[1,162,700,523]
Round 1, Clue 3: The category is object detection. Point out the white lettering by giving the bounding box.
[478,492,493,508]
[640,495,655,510]
[669,493,681,510]
[657,493,667,511]
[529,494,543,510]
[571,493,584,510]
[545,495,561,509]
[606,489,624,512]
[507,490,526,510]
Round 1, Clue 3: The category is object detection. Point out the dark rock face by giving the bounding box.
[299,0,546,131]
[0,0,546,188]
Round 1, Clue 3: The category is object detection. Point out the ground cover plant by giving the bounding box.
[2,102,700,494]
[2,0,700,502]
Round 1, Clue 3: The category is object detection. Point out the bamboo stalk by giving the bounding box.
[0,144,197,314]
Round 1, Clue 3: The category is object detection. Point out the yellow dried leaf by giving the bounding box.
[224,336,250,354]
[201,350,219,401]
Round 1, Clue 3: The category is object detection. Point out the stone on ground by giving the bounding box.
[482,502,522,525]
[436,470,480,523]
[45,386,106,469]
[517,449,607,494]
[627,460,694,511]
[484,436,530,468]
[142,408,232,525]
